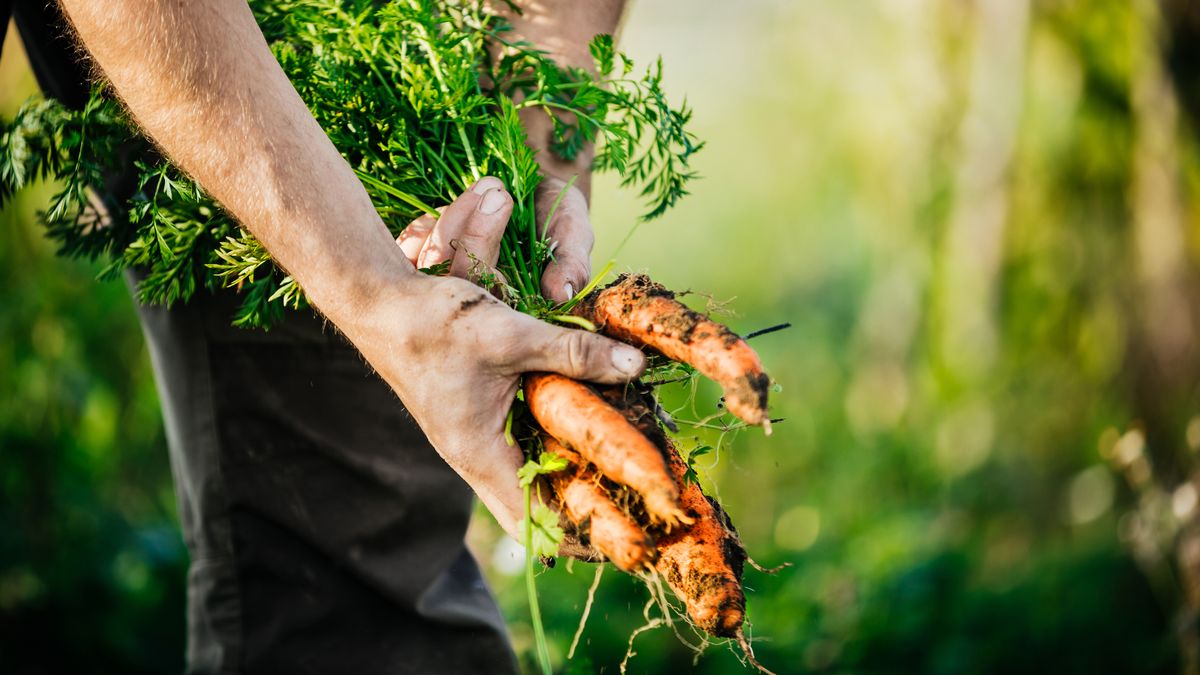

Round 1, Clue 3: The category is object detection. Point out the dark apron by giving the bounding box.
[6,4,517,672]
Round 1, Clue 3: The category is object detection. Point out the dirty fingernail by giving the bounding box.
[480,188,508,214]
[611,345,644,377]
[563,282,575,300]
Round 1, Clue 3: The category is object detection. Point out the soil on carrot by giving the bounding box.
[573,274,772,426]
[553,383,751,636]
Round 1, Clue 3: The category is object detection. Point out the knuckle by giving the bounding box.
[561,330,595,376]
[489,322,532,368]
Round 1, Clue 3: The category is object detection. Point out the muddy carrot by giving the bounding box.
[524,372,689,527]
[543,436,657,573]
[653,436,748,637]
[573,274,771,430]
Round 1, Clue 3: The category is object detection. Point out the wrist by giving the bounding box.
[303,238,419,331]
[520,106,594,200]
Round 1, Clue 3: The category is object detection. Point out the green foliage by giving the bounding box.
[682,444,712,486]
[517,451,571,488]
[517,451,568,562]
[524,502,565,560]
[0,0,700,328]
[0,95,134,262]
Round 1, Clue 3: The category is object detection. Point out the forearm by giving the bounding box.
[59,0,413,325]
[491,0,627,198]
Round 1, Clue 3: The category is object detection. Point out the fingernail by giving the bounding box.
[611,346,644,377]
[563,282,575,299]
[480,188,508,214]
[472,176,503,195]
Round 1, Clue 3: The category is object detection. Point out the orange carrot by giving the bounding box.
[573,274,771,430]
[590,384,749,638]
[543,436,657,573]
[524,372,689,527]
[654,434,747,637]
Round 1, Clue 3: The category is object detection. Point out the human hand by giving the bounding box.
[395,175,594,303]
[366,177,642,556]
[535,176,593,303]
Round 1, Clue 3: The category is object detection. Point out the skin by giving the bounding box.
[57,0,631,547]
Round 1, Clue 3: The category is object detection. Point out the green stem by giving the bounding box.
[411,13,481,180]
[524,484,553,675]
[413,133,471,194]
[514,99,607,131]
[525,198,539,290]
[354,170,440,216]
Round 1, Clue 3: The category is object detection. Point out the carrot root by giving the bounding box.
[574,274,771,427]
[524,372,689,527]
[544,437,657,573]
[653,452,748,637]
[736,628,777,675]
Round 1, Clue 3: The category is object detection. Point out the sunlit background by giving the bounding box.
[4,0,1200,673]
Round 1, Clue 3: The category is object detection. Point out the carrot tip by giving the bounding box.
[736,628,778,675]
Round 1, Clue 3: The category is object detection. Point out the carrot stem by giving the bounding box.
[524,482,553,675]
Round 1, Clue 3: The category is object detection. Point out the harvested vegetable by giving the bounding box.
[543,436,657,573]
[524,372,689,527]
[574,273,772,429]
[535,380,775,673]
[589,382,748,637]
[655,435,748,638]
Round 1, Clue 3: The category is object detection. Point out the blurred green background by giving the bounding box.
[4,0,1200,673]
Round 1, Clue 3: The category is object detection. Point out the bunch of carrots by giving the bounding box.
[521,273,778,673]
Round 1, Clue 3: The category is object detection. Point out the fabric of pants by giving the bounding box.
[130,275,519,674]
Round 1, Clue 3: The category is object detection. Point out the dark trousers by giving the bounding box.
[130,275,518,674]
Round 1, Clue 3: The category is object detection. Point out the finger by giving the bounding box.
[397,212,437,265]
[449,184,512,281]
[416,177,503,269]
[541,212,593,303]
[538,182,593,303]
[511,315,646,383]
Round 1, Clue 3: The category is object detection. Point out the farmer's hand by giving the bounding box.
[535,176,593,303]
[395,176,593,303]
[379,177,642,552]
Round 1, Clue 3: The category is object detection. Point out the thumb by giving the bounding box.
[514,318,647,384]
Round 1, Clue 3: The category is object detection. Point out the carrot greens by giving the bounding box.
[0,0,701,328]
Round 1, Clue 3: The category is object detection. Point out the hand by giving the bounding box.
[535,176,594,303]
[395,175,594,303]
[364,177,643,556]
[395,177,513,283]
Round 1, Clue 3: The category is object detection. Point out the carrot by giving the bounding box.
[573,274,772,430]
[655,435,747,637]
[543,384,772,669]
[543,436,657,573]
[524,372,690,527]
[590,384,749,638]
